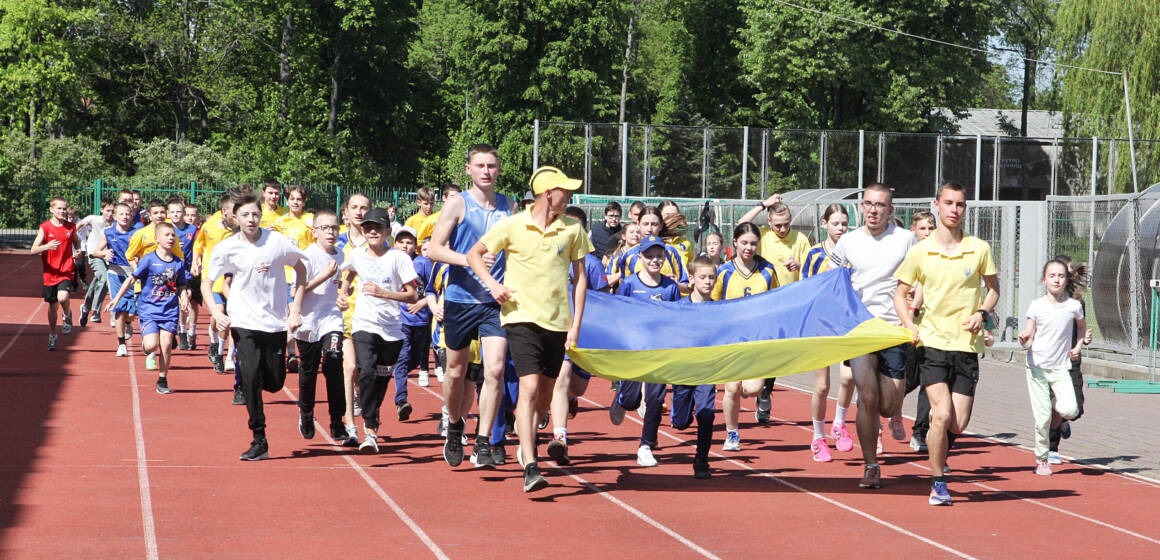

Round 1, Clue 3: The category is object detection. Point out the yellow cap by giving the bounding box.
[529,166,582,195]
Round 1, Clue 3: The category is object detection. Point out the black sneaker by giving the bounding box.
[187,335,196,351]
[755,387,772,423]
[693,458,711,479]
[80,307,89,327]
[299,415,315,439]
[491,443,507,465]
[330,424,347,440]
[177,333,190,350]
[547,437,570,466]
[443,420,465,466]
[232,388,246,406]
[537,412,550,430]
[208,342,219,365]
[470,438,494,467]
[214,355,226,374]
[239,438,269,461]
[523,463,548,493]
[155,377,172,395]
[91,312,101,324]
[397,402,413,422]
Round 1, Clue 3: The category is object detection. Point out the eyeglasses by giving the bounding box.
[860,201,890,210]
[314,225,339,232]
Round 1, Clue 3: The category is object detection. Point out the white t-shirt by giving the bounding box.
[296,244,345,343]
[78,215,109,254]
[1026,296,1083,370]
[207,229,305,332]
[829,223,916,323]
[340,246,417,341]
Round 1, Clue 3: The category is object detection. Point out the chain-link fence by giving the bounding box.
[536,121,1160,201]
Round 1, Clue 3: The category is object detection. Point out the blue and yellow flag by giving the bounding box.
[568,268,913,385]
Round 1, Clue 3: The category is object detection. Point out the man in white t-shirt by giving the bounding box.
[293,209,347,442]
[829,183,916,489]
[205,194,308,461]
[338,208,418,454]
[78,200,114,326]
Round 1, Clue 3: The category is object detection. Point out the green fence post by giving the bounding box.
[94,179,103,215]
[190,181,197,205]
[39,179,47,224]
[335,185,342,214]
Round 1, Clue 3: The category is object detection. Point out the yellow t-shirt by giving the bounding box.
[479,209,593,332]
[260,205,288,229]
[404,211,432,233]
[710,257,779,301]
[894,235,997,353]
[193,212,234,293]
[126,221,185,262]
[416,211,440,246]
[758,228,812,286]
[339,232,367,337]
[273,212,315,283]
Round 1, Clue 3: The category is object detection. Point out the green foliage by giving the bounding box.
[129,138,232,185]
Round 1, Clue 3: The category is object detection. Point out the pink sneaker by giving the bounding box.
[889,416,907,441]
[833,424,854,452]
[1035,460,1052,476]
[811,437,832,462]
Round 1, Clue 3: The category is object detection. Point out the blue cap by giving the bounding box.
[638,235,665,254]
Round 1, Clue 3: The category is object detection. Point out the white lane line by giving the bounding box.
[580,395,978,560]
[280,387,449,560]
[760,403,1160,546]
[126,346,160,560]
[409,381,720,558]
[0,304,44,360]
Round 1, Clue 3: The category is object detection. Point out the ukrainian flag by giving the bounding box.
[569,268,913,385]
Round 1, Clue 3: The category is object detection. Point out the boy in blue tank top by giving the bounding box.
[96,202,143,356]
[426,143,513,468]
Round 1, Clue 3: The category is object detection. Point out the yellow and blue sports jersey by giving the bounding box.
[803,242,837,278]
[711,256,779,301]
[667,235,693,266]
[611,243,688,284]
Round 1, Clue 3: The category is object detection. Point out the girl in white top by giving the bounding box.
[1018,259,1086,476]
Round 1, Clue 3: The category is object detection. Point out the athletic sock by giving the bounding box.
[208,329,220,345]
[812,420,825,439]
[835,406,848,425]
[553,427,567,442]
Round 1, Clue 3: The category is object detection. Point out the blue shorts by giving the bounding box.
[107,274,137,315]
[212,292,227,306]
[563,355,591,380]
[863,344,911,380]
[443,301,505,351]
[141,317,179,337]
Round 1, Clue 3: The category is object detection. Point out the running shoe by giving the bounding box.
[213,355,225,374]
[90,311,101,324]
[523,463,548,493]
[723,430,741,451]
[811,437,833,462]
[155,377,172,395]
[910,434,928,452]
[47,335,58,351]
[239,438,269,461]
[418,370,429,387]
[177,333,190,351]
[145,354,158,371]
[360,431,379,454]
[299,414,315,439]
[224,358,235,371]
[61,313,73,334]
[232,388,245,406]
[755,388,771,423]
[397,402,412,422]
[343,425,359,447]
[285,354,299,374]
[538,412,550,430]
[833,423,854,452]
[1060,420,1071,439]
[470,439,494,467]
[928,480,952,506]
[547,436,570,466]
[330,424,347,441]
[608,401,626,426]
[693,458,711,479]
[1035,460,1052,476]
[491,443,507,465]
[860,464,882,488]
[636,445,658,467]
[890,415,907,441]
[208,342,219,365]
[1048,451,1063,465]
[444,419,465,467]
[79,305,89,327]
[187,333,196,350]
[434,366,444,383]
[116,343,127,357]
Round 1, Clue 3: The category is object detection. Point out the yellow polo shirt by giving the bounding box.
[894,235,997,353]
[126,221,185,261]
[193,212,234,293]
[480,208,593,332]
[260,205,288,229]
[758,228,812,286]
[416,211,440,247]
[404,211,432,233]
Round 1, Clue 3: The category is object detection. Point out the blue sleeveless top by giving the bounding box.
[104,223,140,274]
[445,191,511,304]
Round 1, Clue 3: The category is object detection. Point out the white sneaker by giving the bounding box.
[636,445,658,467]
[224,358,235,371]
[116,343,128,357]
[723,430,741,451]
[359,430,379,454]
[61,313,73,334]
[434,366,445,383]
[1048,451,1063,465]
[418,370,429,387]
[145,353,158,371]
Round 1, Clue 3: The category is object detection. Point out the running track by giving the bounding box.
[0,253,1156,559]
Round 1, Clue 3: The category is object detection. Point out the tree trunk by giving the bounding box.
[280,12,294,126]
[619,1,640,123]
[328,35,343,156]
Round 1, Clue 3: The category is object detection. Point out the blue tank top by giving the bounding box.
[104,224,138,269]
[445,191,511,303]
[174,223,199,265]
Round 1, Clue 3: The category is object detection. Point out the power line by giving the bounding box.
[765,0,1122,76]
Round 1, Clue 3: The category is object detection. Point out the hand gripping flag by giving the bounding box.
[568,267,914,385]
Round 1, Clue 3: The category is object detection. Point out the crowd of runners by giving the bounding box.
[30,143,1093,503]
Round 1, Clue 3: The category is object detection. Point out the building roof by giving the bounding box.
[933,108,1063,138]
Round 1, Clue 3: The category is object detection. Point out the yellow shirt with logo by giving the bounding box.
[894,235,997,353]
[260,205,288,229]
[758,227,812,286]
[710,257,779,301]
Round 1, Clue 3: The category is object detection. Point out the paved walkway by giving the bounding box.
[777,357,1160,483]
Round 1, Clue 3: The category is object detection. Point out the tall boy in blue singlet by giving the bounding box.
[97,202,143,356]
[426,144,513,468]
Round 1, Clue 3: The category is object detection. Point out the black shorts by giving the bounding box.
[43,280,73,303]
[506,322,567,378]
[918,347,980,397]
[188,274,204,305]
[443,300,505,351]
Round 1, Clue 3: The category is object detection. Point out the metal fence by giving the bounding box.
[535,121,1160,200]
[0,179,418,229]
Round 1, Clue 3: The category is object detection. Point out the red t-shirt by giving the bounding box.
[39,220,76,285]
